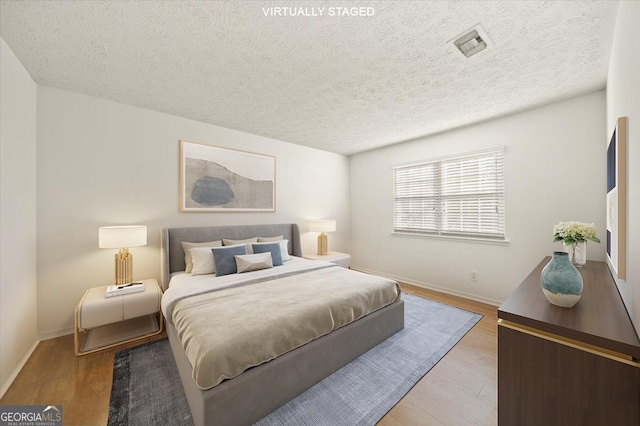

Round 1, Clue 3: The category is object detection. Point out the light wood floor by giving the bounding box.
[1,284,497,425]
[381,284,497,425]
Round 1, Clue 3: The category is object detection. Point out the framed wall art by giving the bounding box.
[179,140,275,212]
[606,117,627,280]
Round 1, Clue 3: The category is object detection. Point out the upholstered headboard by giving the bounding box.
[160,223,302,290]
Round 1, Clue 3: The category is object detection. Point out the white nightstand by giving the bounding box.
[303,251,351,268]
[74,278,163,356]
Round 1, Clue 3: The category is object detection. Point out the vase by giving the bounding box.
[540,251,583,308]
[564,241,587,267]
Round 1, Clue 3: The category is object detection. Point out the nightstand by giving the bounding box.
[74,278,163,356]
[303,251,351,268]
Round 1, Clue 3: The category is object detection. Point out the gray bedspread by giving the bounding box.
[162,261,400,390]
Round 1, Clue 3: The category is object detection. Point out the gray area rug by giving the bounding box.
[108,293,482,425]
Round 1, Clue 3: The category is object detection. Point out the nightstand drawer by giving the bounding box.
[78,279,161,329]
[74,278,163,356]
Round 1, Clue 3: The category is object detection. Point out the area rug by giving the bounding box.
[108,293,482,426]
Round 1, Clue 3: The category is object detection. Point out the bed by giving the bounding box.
[161,223,404,426]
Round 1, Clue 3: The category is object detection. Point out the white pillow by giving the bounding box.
[279,239,291,261]
[235,252,273,273]
[190,247,217,276]
[252,239,291,261]
[182,240,222,273]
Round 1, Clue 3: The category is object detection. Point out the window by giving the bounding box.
[393,148,505,240]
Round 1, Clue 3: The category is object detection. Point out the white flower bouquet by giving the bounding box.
[553,221,601,245]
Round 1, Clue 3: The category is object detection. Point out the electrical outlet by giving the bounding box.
[470,270,478,282]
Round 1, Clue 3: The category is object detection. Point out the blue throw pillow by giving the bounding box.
[252,242,283,266]
[212,245,248,276]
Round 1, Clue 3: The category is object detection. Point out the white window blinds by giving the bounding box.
[393,148,505,240]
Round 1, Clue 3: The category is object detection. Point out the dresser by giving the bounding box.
[498,258,640,425]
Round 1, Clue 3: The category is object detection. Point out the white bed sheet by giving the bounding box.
[168,256,323,288]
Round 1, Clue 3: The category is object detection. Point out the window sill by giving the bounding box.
[391,231,510,246]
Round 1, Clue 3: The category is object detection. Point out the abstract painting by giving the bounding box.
[606,117,626,280]
[180,140,275,212]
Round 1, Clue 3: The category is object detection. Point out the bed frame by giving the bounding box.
[161,223,405,426]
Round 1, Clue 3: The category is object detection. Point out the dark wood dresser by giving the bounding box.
[497,257,640,425]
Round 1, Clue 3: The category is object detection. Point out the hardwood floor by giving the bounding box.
[0,332,167,425]
[1,284,497,425]
[381,284,498,426]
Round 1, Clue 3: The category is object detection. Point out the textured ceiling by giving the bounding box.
[0,1,618,155]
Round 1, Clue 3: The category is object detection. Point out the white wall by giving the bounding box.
[36,86,350,338]
[606,0,640,334]
[0,38,38,397]
[350,91,606,304]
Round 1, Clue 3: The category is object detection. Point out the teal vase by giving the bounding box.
[540,252,583,308]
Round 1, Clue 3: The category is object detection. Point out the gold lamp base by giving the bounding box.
[317,232,328,255]
[114,248,134,285]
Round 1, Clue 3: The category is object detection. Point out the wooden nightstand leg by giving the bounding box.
[74,304,81,356]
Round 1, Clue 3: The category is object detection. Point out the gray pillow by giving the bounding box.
[252,242,283,266]
[212,244,248,276]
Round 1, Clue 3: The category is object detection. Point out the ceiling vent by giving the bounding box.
[448,24,492,59]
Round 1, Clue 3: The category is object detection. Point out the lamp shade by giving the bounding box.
[309,220,336,233]
[99,226,147,248]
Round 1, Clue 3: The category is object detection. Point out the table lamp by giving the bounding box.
[99,225,147,285]
[310,220,336,255]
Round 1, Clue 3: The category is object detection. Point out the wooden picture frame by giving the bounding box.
[606,117,626,280]
[179,140,275,212]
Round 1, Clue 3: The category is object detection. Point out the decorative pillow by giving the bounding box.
[253,239,291,262]
[222,237,258,246]
[182,240,222,273]
[190,247,218,276]
[222,237,258,254]
[278,239,291,262]
[212,244,248,276]
[251,242,283,266]
[235,252,273,273]
[257,235,283,242]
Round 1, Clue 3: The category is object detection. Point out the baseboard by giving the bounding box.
[352,265,503,307]
[1,339,39,399]
[38,326,74,341]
